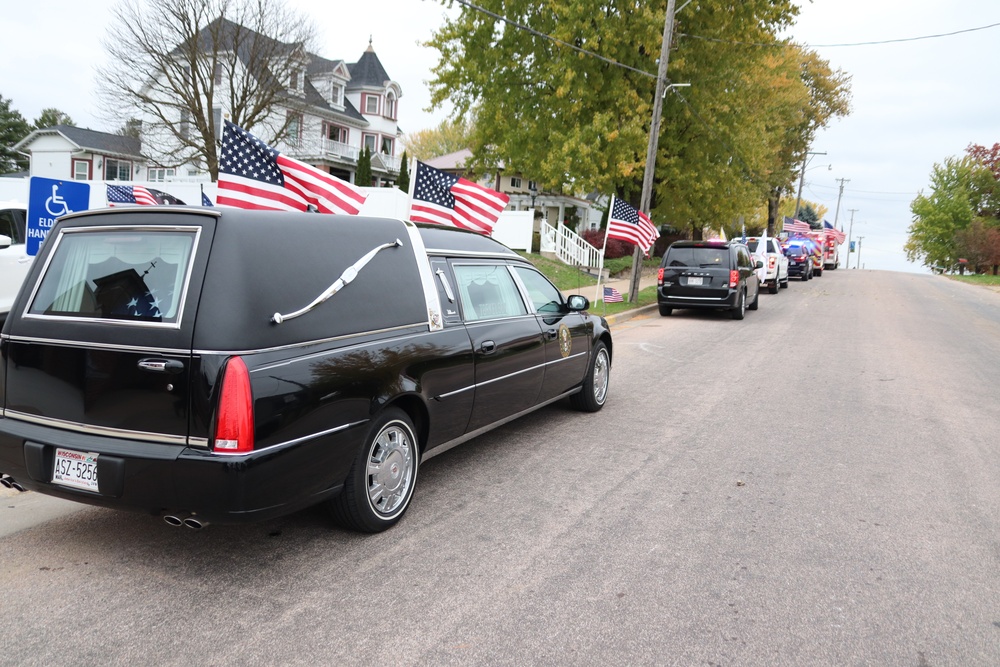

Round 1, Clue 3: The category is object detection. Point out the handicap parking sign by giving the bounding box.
[27,177,91,256]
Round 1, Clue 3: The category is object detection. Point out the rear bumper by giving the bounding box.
[788,262,808,276]
[0,416,361,523]
[657,287,739,310]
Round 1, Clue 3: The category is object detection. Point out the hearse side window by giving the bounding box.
[452,263,528,322]
[28,229,197,324]
[512,266,563,314]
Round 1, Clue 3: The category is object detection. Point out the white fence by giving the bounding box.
[539,219,603,269]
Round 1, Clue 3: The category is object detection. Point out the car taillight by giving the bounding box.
[729,270,738,288]
[213,356,254,453]
[657,267,664,284]
[768,257,776,269]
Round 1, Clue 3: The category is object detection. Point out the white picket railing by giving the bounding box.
[539,220,603,270]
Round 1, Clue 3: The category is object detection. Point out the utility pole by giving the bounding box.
[846,208,858,269]
[832,178,849,228]
[856,236,864,269]
[793,151,826,221]
[628,0,677,303]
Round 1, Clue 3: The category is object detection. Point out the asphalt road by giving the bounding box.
[1,270,998,666]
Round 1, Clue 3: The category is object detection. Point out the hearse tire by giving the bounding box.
[570,341,610,413]
[329,408,418,533]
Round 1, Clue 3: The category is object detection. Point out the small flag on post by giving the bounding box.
[603,286,624,303]
[823,220,846,243]
[409,160,509,235]
[782,217,811,234]
[217,120,367,214]
[201,190,214,207]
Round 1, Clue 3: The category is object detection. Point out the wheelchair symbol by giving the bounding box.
[45,184,71,217]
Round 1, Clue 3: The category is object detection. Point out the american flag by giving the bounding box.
[823,220,846,243]
[107,185,161,206]
[603,286,624,303]
[409,160,510,235]
[201,190,214,207]
[607,196,659,252]
[217,121,367,214]
[783,216,811,234]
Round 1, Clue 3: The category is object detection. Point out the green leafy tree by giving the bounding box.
[356,146,372,187]
[397,150,410,192]
[905,157,981,270]
[425,0,849,240]
[798,203,819,226]
[403,118,474,160]
[33,108,74,129]
[0,94,31,173]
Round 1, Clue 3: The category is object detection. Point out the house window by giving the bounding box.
[104,159,132,181]
[528,180,537,191]
[385,92,396,119]
[363,134,377,153]
[179,109,190,140]
[213,108,223,138]
[290,71,299,89]
[325,123,348,144]
[72,159,90,181]
[510,177,522,189]
[148,168,175,182]
[214,62,223,85]
[287,112,303,146]
[331,84,343,107]
[380,137,394,155]
[364,94,379,115]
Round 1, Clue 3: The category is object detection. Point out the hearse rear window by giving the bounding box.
[28,227,198,324]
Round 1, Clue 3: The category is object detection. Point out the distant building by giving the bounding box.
[13,125,145,182]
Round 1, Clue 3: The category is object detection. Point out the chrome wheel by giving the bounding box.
[366,421,416,518]
[592,347,610,406]
[571,341,610,412]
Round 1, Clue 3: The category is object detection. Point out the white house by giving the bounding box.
[12,125,147,183]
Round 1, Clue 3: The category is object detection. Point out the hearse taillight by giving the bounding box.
[213,356,255,453]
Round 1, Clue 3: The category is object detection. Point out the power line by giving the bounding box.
[679,21,1000,48]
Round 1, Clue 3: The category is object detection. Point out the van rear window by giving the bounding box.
[28,227,198,324]
[664,247,728,268]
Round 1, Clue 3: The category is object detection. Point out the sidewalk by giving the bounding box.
[561,269,660,326]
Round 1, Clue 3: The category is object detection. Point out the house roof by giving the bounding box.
[13,125,142,158]
[348,44,392,89]
[303,80,366,123]
[425,149,474,171]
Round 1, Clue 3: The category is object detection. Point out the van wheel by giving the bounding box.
[731,290,746,320]
[748,287,760,310]
[658,304,672,316]
[571,341,610,412]
[329,408,418,532]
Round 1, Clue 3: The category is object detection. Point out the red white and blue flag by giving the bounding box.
[607,196,659,253]
[824,220,846,243]
[603,286,624,303]
[217,121,367,214]
[107,185,183,206]
[409,160,510,235]
[783,217,811,235]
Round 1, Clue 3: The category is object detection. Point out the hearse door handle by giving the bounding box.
[479,340,497,355]
[545,329,558,340]
[138,358,185,374]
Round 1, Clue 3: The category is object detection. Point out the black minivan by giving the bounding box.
[656,240,762,320]
[0,207,612,532]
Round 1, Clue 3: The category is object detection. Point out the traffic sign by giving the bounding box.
[27,177,91,256]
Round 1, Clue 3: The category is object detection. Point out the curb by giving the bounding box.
[604,303,659,327]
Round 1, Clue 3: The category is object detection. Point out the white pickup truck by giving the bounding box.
[0,202,33,324]
[745,236,789,293]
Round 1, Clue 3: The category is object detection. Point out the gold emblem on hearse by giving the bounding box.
[558,324,572,358]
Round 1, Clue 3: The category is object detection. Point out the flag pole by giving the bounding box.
[596,195,614,303]
[405,157,419,221]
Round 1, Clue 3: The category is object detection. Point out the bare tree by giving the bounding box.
[98,0,315,179]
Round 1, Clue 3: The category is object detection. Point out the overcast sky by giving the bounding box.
[3,1,998,273]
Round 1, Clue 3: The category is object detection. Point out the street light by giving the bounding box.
[662,82,691,99]
[528,183,538,213]
[856,236,864,269]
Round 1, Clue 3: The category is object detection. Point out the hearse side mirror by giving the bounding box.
[566,295,589,311]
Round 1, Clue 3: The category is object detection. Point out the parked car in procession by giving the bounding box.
[744,236,789,293]
[657,239,762,320]
[0,201,32,325]
[0,207,612,532]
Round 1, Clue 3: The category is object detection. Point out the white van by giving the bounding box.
[0,202,32,323]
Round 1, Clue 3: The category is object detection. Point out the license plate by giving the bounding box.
[52,448,100,492]
[687,276,704,286]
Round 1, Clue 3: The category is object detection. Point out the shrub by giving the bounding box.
[581,229,635,259]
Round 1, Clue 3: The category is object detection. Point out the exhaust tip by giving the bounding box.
[183,516,208,530]
[163,514,186,527]
[10,481,26,493]
[0,476,12,489]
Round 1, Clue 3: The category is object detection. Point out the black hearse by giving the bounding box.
[0,208,611,532]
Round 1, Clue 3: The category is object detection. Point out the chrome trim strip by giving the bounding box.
[3,335,191,356]
[423,247,520,259]
[405,222,445,332]
[209,419,368,457]
[58,206,222,222]
[21,224,203,330]
[434,351,587,399]
[5,410,190,446]
[667,295,728,302]
[422,389,578,463]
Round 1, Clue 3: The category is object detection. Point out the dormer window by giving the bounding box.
[331,84,343,107]
[364,94,380,115]
[290,71,299,89]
